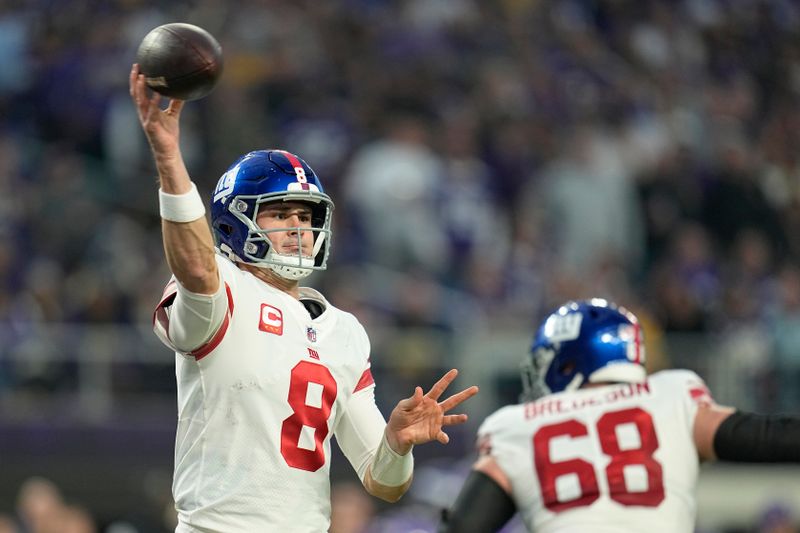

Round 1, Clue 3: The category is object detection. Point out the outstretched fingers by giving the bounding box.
[397,386,424,412]
[440,385,479,412]
[441,413,470,427]
[425,368,459,401]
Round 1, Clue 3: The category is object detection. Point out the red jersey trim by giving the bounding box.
[190,283,234,361]
[152,281,234,361]
[689,384,713,406]
[153,281,178,341]
[158,280,178,307]
[353,368,375,393]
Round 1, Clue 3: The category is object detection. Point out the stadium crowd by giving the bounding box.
[0,0,799,531]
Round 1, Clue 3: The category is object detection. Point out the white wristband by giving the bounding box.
[370,433,414,487]
[159,182,206,222]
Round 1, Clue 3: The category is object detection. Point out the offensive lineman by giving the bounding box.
[129,64,478,532]
[440,299,800,533]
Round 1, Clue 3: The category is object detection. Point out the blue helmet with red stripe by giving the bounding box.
[521,299,646,400]
[210,149,334,280]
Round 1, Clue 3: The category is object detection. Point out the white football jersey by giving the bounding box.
[478,370,714,533]
[154,255,379,532]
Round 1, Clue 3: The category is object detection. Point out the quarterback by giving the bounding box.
[129,64,478,532]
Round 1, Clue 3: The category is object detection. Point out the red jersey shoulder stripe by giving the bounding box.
[353,368,375,393]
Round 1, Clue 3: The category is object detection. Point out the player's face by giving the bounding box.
[256,201,315,257]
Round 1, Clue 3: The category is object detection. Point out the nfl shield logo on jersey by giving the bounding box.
[307,327,317,343]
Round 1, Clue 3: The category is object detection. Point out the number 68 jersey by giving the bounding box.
[477,370,713,533]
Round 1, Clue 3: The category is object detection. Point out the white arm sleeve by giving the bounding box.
[335,386,388,481]
[168,271,228,353]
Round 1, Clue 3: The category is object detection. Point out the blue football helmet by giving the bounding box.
[521,299,647,400]
[209,149,334,280]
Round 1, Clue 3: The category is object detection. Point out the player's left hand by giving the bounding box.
[385,369,479,455]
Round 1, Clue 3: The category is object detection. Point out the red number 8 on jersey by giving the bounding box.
[533,407,665,512]
[281,361,338,472]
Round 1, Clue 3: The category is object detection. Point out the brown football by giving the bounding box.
[136,23,223,101]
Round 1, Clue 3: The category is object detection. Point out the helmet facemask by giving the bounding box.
[210,150,335,282]
[520,344,585,402]
[222,192,333,280]
[520,347,550,402]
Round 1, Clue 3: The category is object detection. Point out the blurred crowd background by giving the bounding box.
[1,0,800,531]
